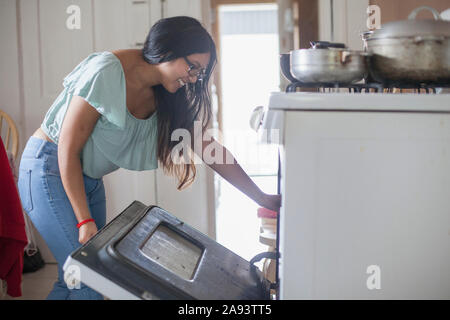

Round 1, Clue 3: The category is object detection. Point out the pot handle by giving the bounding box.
[408,6,441,20]
[340,51,355,64]
[310,41,346,49]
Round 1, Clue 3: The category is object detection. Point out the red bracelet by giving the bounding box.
[77,218,95,229]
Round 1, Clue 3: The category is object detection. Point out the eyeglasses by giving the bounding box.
[183,56,206,82]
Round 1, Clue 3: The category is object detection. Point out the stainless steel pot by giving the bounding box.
[290,42,368,84]
[364,6,450,85]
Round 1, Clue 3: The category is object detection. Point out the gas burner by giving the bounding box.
[286,81,450,93]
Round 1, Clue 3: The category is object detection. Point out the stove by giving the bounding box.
[261,87,450,299]
[286,81,450,93]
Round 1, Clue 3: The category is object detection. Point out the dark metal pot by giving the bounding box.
[364,6,450,85]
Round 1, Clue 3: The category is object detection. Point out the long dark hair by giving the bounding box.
[142,16,217,190]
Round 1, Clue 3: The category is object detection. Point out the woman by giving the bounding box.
[17,16,281,300]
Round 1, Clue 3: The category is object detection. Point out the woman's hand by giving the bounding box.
[78,221,98,245]
[258,193,282,212]
[200,138,281,213]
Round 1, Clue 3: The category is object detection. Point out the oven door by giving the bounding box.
[63,201,271,300]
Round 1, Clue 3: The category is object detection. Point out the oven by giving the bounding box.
[260,82,450,299]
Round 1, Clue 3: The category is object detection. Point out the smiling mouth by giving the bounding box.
[177,79,186,87]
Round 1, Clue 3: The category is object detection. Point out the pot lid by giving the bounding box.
[370,19,450,39]
[369,6,450,40]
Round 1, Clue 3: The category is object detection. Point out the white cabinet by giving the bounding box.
[281,110,450,299]
[318,0,369,50]
[263,92,450,299]
[163,0,202,21]
[127,0,152,48]
[93,0,131,50]
[0,0,22,148]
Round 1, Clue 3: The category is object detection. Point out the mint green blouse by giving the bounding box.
[41,51,158,179]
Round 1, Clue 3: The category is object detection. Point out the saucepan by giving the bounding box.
[363,6,450,85]
[289,41,369,84]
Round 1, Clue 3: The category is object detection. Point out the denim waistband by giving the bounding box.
[20,136,101,182]
[22,136,58,159]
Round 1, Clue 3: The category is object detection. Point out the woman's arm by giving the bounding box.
[192,135,281,212]
[58,95,101,244]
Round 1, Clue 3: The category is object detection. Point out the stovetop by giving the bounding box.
[286,81,450,94]
[267,91,450,112]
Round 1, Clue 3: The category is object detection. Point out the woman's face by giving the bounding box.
[159,52,211,93]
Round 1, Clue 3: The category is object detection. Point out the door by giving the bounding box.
[210,1,280,262]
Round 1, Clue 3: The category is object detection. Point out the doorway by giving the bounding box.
[211,1,280,262]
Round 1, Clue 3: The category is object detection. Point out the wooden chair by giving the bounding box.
[0,109,19,161]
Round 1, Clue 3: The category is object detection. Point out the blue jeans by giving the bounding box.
[17,137,105,300]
